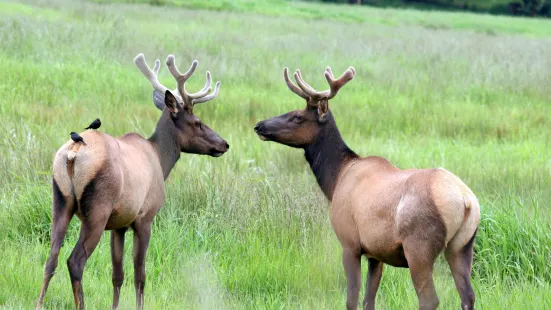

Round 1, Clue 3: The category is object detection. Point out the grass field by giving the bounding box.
[1,0,550,309]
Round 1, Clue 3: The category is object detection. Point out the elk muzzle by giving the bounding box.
[254,121,271,141]
[254,112,295,143]
[210,139,230,157]
[254,122,264,139]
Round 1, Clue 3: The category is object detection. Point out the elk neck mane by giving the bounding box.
[303,110,358,201]
[147,109,181,180]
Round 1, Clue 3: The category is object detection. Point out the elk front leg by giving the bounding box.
[363,258,384,310]
[132,221,152,310]
[111,227,128,310]
[343,249,362,310]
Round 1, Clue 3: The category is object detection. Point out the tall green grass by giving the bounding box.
[0,0,550,309]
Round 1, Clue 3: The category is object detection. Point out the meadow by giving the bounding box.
[0,0,550,309]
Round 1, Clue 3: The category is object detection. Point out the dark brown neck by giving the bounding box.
[148,109,181,180]
[304,111,358,201]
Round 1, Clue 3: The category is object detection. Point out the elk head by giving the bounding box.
[254,66,355,148]
[135,54,229,157]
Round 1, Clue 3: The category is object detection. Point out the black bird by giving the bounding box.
[85,118,101,130]
[70,132,86,145]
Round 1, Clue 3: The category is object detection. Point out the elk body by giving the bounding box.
[254,67,480,310]
[36,54,229,310]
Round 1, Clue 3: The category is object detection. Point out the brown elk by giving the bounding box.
[254,67,480,310]
[36,54,229,310]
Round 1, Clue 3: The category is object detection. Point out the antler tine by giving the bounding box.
[166,55,198,99]
[192,81,221,105]
[294,69,330,100]
[134,53,170,95]
[153,59,161,75]
[186,71,213,99]
[325,66,356,99]
[325,66,334,79]
[294,70,315,94]
[283,67,308,100]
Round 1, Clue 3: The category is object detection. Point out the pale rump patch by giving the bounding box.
[53,140,74,198]
[447,203,480,253]
[52,131,110,201]
[431,168,480,246]
[71,131,110,200]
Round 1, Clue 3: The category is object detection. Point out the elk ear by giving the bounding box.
[164,90,180,115]
[152,90,165,110]
[317,98,329,122]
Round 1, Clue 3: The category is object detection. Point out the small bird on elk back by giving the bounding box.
[70,132,86,145]
[85,118,101,130]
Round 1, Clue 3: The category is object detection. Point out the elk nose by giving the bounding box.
[225,142,230,150]
[254,122,264,132]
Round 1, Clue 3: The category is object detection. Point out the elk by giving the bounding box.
[254,66,480,310]
[36,54,229,310]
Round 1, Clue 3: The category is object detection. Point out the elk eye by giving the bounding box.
[293,115,302,122]
[195,121,202,129]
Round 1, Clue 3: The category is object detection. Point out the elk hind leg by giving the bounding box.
[111,227,128,310]
[67,206,111,310]
[445,229,477,310]
[403,235,445,310]
[37,179,75,309]
[404,242,439,310]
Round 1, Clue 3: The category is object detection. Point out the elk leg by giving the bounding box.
[362,258,384,310]
[342,249,361,310]
[445,230,477,310]
[403,241,441,310]
[111,227,128,310]
[67,212,110,310]
[36,179,75,309]
[132,222,152,310]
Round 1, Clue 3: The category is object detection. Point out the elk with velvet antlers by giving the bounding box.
[254,66,480,310]
[37,54,229,310]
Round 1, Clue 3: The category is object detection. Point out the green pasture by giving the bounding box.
[0,0,550,309]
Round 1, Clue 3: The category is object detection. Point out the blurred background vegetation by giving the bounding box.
[1,0,550,309]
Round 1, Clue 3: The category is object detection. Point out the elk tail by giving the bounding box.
[66,142,84,177]
[67,143,82,161]
[463,191,478,210]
